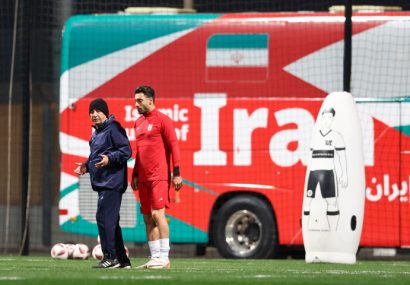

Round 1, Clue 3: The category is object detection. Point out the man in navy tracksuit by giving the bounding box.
[75,98,132,269]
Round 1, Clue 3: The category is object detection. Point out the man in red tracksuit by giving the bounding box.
[131,86,183,269]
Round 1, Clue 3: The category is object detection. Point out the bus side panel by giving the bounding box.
[60,13,410,248]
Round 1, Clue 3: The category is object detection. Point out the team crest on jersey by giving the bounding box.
[325,140,333,146]
[147,124,153,131]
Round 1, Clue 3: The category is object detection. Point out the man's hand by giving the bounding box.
[95,154,109,168]
[74,162,87,175]
[131,176,139,191]
[173,176,183,191]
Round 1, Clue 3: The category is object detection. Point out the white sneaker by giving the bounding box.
[136,257,171,269]
[135,257,165,269]
[135,258,155,269]
[146,258,170,269]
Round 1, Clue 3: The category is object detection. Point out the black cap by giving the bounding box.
[89,98,109,117]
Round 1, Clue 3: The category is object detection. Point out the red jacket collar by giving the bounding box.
[144,108,157,117]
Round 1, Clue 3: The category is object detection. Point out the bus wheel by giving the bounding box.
[213,195,277,259]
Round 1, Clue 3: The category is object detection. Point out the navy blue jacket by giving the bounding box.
[86,116,131,193]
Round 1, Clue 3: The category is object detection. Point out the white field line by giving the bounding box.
[99,275,172,280]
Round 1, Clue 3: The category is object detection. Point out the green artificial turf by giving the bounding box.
[0,257,409,285]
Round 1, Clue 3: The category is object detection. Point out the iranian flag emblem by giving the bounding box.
[206,33,269,82]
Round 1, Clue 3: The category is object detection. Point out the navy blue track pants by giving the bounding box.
[96,190,129,263]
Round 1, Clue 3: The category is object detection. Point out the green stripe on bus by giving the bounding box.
[396,125,410,137]
[61,14,221,73]
[60,183,79,199]
[207,34,268,49]
[61,208,208,243]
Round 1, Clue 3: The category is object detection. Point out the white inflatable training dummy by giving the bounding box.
[302,91,365,264]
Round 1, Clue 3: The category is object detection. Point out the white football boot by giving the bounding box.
[146,257,170,269]
[136,257,170,269]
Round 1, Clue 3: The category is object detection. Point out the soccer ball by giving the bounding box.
[65,243,76,259]
[92,244,103,260]
[72,243,89,260]
[91,244,129,260]
[51,243,68,260]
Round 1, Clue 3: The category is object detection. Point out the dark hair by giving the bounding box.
[135,85,155,103]
[322,107,336,117]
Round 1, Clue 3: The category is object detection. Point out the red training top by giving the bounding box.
[132,108,180,182]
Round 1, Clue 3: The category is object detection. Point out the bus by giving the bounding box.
[59,12,410,258]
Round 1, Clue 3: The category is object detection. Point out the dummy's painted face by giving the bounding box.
[321,112,335,130]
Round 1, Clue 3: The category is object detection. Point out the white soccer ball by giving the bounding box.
[72,243,89,260]
[91,244,129,260]
[65,243,76,259]
[51,243,68,260]
[92,244,104,260]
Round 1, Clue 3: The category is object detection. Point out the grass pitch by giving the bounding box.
[0,257,410,285]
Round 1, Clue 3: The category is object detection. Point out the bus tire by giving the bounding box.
[213,195,278,259]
